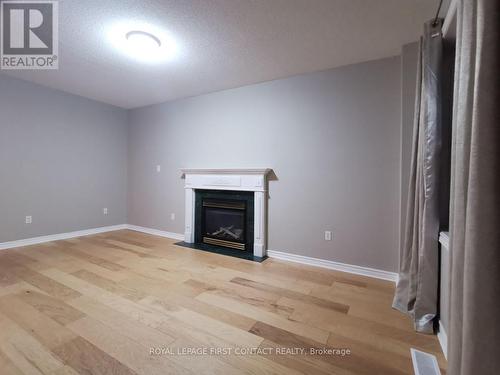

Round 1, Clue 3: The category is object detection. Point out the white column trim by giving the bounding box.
[253,191,266,257]
[437,320,448,359]
[184,188,195,243]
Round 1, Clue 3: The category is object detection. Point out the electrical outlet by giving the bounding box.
[170,213,175,221]
[324,230,332,241]
[156,165,161,173]
[103,208,108,215]
[25,216,32,224]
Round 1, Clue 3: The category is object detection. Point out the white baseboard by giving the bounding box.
[437,320,448,359]
[124,228,398,283]
[0,224,183,251]
[125,225,184,241]
[0,225,397,285]
[267,250,398,283]
[0,224,128,250]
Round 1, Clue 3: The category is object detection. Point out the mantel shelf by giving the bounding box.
[181,168,272,176]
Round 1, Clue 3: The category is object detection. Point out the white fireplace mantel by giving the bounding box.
[181,168,272,258]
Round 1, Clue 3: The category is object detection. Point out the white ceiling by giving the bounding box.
[3,0,440,109]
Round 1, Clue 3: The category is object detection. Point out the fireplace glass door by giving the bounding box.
[202,199,246,250]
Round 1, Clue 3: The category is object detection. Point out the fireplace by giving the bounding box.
[195,190,254,253]
[181,168,271,261]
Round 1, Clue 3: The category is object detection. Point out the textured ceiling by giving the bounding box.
[3,0,440,108]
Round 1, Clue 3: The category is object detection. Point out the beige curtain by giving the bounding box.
[448,0,500,374]
[393,20,442,333]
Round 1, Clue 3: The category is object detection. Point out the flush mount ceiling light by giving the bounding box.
[126,30,161,49]
[107,22,178,63]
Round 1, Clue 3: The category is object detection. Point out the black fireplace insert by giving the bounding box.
[194,190,254,252]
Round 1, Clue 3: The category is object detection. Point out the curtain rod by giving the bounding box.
[432,0,444,26]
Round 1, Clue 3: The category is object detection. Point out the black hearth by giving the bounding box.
[195,190,254,253]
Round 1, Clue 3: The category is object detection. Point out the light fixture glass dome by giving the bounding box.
[126,31,162,50]
[107,22,178,63]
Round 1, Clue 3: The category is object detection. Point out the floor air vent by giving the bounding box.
[411,348,441,375]
[410,348,441,375]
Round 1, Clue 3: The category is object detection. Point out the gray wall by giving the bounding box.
[0,57,406,272]
[0,74,128,242]
[128,57,402,272]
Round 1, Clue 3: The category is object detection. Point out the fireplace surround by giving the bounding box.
[181,169,272,261]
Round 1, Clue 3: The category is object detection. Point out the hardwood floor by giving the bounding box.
[0,230,446,374]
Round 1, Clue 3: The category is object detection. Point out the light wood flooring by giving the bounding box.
[0,230,446,374]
